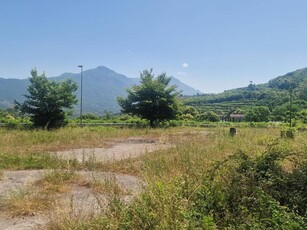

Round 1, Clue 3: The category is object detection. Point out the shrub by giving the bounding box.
[190,145,306,229]
[197,111,220,122]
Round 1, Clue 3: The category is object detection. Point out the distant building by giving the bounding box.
[229,114,245,122]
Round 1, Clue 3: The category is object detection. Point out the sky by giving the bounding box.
[1,0,307,93]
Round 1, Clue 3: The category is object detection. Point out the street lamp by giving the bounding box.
[249,81,253,125]
[78,65,83,126]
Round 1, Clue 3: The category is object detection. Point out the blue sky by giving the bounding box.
[1,0,307,93]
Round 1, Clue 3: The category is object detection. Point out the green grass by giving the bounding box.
[0,126,180,170]
[0,152,66,170]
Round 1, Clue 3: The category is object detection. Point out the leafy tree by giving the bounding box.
[180,105,199,120]
[298,79,307,101]
[271,101,306,122]
[118,69,180,127]
[182,105,199,117]
[246,106,271,122]
[298,109,307,123]
[16,69,78,129]
[271,105,287,121]
[197,111,220,122]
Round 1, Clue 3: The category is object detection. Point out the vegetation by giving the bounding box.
[197,111,220,122]
[182,68,307,125]
[0,126,306,229]
[0,67,306,229]
[118,69,180,127]
[0,188,54,217]
[246,106,271,122]
[15,69,78,129]
[14,127,301,229]
[0,68,306,129]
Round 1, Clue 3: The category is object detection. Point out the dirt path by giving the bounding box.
[54,137,172,163]
[0,137,171,230]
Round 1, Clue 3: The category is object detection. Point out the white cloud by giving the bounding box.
[182,63,189,68]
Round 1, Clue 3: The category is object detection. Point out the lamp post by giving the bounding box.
[249,80,253,125]
[78,65,83,126]
[289,86,293,128]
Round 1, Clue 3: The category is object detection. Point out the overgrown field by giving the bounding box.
[0,127,306,229]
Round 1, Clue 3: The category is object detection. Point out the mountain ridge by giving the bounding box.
[183,67,307,118]
[0,66,202,114]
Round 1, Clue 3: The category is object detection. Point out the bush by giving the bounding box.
[197,111,220,122]
[190,145,306,229]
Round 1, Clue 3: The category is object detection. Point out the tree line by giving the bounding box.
[1,68,306,129]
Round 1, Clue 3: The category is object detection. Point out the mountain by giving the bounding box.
[0,78,29,108]
[269,67,307,90]
[0,66,201,114]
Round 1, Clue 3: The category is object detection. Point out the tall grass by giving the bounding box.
[0,126,162,154]
[0,188,54,217]
[0,126,179,170]
[1,126,305,229]
[48,127,306,229]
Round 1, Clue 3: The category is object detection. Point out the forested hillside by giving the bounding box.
[183,68,307,122]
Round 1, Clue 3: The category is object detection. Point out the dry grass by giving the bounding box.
[0,126,185,171]
[35,170,83,194]
[97,127,284,180]
[0,126,182,154]
[1,126,306,229]
[85,174,128,196]
[0,188,53,217]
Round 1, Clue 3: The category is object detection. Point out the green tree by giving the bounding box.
[298,109,307,123]
[16,69,78,129]
[118,69,180,127]
[246,106,271,122]
[197,111,220,122]
[272,101,306,122]
[298,79,307,101]
[181,105,199,117]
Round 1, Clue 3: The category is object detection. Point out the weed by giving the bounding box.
[36,170,80,194]
[0,188,53,217]
[59,128,306,229]
[0,152,66,170]
[190,143,306,229]
[1,126,306,229]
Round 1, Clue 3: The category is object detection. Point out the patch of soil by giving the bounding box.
[54,138,172,163]
[0,215,47,230]
[0,170,45,195]
[0,170,142,230]
[0,137,167,230]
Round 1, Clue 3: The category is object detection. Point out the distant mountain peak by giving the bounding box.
[0,66,202,113]
[96,65,110,70]
[94,66,116,73]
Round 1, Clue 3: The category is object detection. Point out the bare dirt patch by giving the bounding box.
[0,137,168,230]
[0,170,142,230]
[54,137,172,163]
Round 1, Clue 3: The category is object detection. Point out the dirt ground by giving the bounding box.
[0,137,171,230]
[54,137,172,163]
